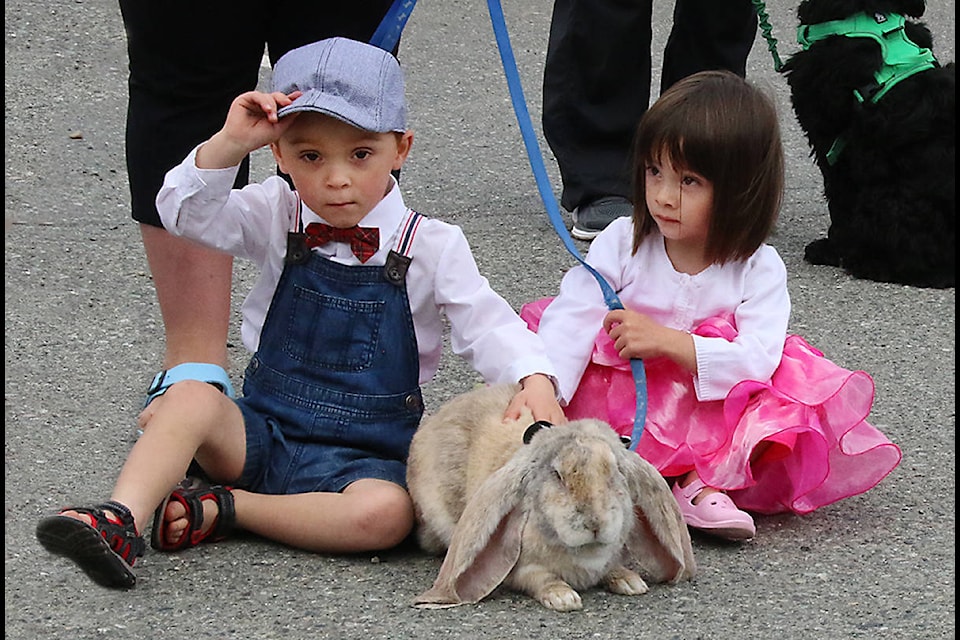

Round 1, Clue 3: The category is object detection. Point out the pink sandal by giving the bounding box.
[672,478,756,541]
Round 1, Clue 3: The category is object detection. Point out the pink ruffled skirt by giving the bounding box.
[521,299,902,515]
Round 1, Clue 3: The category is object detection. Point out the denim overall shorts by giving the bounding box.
[236,211,425,494]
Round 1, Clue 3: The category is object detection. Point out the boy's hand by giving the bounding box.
[503,374,565,425]
[196,90,303,169]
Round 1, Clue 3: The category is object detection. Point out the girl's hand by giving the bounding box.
[604,308,697,372]
[197,90,303,169]
[503,374,566,425]
[603,308,663,359]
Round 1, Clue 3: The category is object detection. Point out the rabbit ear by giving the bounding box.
[413,453,533,608]
[619,452,697,583]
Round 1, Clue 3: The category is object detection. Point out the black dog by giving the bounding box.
[781,0,955,288]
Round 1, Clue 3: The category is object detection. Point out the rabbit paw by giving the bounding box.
[603,565,649,596]
[535,582,583,612]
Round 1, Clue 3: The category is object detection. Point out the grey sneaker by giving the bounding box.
[570,196,632,240]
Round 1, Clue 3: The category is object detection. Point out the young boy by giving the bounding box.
[36,37,563,589]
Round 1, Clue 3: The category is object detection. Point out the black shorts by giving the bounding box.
[120,1,396,227]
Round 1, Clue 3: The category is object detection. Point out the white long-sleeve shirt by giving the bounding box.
[537,216,790,404]
[156,146,557,387]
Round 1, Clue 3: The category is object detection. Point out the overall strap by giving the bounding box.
[294,194,304,231]
[285,195,309,264]
[383,209,422,286]
[393,209,423,257]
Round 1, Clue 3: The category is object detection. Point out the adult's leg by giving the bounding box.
[138,228,233,369]
[266,1,398,65]
[660,0,758,92]
[542,0,654,212]
[120,2,265,374]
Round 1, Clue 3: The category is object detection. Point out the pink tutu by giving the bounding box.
[521,298,901,515]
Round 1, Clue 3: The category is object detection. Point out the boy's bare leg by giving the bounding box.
[240,480,414,552]
[59,381,247,533]
[159,479,415,553]
[58,371,412,553]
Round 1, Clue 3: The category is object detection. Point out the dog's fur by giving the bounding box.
[781,0,955,288]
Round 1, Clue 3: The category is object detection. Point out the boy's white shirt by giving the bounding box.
[156,145,557,388]
[536,216,791,404]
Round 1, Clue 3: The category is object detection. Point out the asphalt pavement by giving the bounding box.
[4,1,955,638]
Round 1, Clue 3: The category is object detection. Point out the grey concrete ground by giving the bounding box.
[5,1,955,638]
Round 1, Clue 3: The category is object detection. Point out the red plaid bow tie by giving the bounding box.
[304,222,380,263]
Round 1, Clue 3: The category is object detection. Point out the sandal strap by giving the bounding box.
[676,478,709,502]
[162,478,236,549]
[208,486,236,541]
[182,484,236,544]
[101,500,136,528]
[144,362,237,408]
[675,479,739,509]
[64,502,145,564]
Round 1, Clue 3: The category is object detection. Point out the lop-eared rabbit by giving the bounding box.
[406,384,695,612]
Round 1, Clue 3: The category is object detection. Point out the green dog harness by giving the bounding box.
[797,11,939,164]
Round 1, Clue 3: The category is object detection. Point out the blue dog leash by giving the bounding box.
[369,0,416,52]
[483,0,647,450]
[370,0,648,450]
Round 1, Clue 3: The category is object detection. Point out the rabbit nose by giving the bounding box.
[583,516,602,538]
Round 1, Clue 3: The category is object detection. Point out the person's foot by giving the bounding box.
[155,492,221,545]
[672,475,756,541]
[150,477,236,551]
[570,196,632,240]
[36,501,145,589]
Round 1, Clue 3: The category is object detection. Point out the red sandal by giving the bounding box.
[150,477,236,552]
[36,500,145,589]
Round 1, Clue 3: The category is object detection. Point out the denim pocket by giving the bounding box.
[284,284,384,372]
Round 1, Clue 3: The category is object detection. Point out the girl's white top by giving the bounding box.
[537,216,790,404]
[156,146,557,388]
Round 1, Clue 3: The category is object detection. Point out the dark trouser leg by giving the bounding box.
[542,0,653,212]
[661,0,758,92]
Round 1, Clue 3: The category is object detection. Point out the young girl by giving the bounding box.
[522,70,901,541]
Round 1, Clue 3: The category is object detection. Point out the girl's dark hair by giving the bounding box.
[630,70,784,263]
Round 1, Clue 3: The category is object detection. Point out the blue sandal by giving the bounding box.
[144,362,236,407]
[142,363,237,479]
